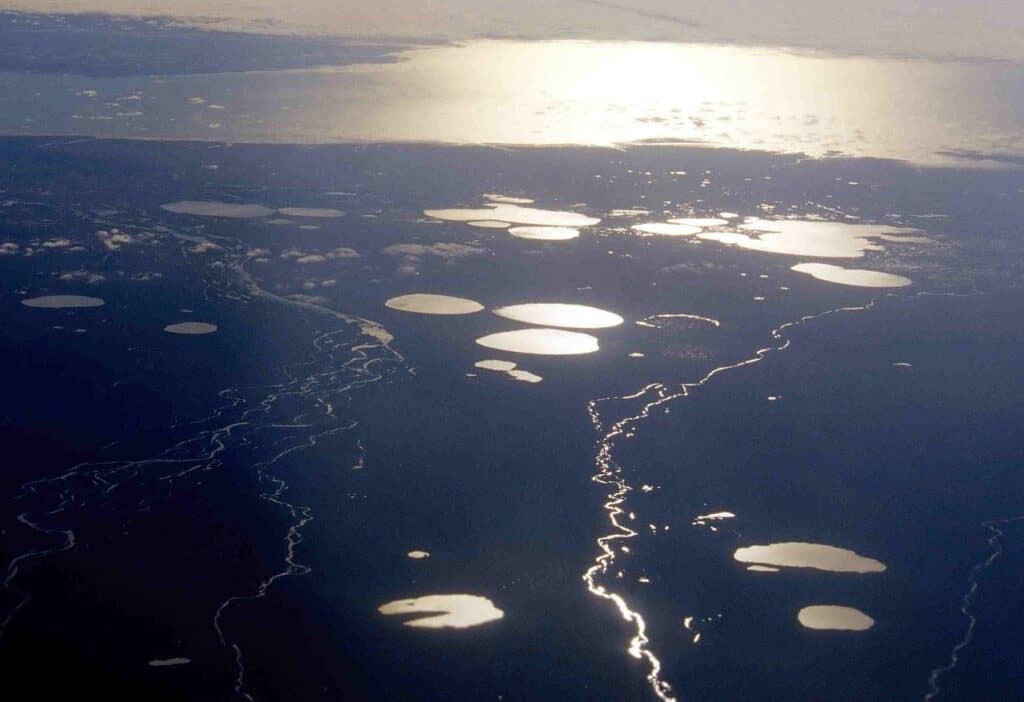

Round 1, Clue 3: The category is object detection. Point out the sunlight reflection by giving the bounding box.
[791,263,912,287]
[378,594,503,629]
[493,303,624,329]
[476,328,600,355]
[797,605,875,631]
[7,40,1023,163]
[734,542,886,573]
[385,293,484,315]
[323,40,1024,164]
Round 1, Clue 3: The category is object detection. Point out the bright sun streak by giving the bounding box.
[318,39,1023,163]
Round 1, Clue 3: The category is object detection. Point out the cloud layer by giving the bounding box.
[4,1,1024,61]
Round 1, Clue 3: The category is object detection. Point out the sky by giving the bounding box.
[4,0,1024,62]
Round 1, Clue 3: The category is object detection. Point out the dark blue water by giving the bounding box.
[0,137,1022,701]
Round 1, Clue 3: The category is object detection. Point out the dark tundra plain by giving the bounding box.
[1,11,1024,702]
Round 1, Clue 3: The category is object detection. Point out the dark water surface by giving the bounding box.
[0,138,1022,701]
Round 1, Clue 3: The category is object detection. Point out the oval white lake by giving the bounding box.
[791,263,913,287]
[474,359,543,383]
[631,222,703,237]
[508,369,543,383]
[492,303,623,329]
[733,542,886,573]
[475,359,517,372]
[386,294,484,315]
[508,226,579,241]
[476,328,599,355]
[164,322,218,335]
[636,313,721,330]
[22,295,104,309]
[425,203,599,227]
[277,207,345,218]
[698,218,925,258]
[378,594,504,629]
[161,200,274,218]
[668,217,729,227]
[797,605,875,631]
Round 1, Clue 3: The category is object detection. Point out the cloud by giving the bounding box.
[660,261,722,274]
[382,241,485,275]
[326,246,359,259]
[284,246,360,263]
[96,228,133,250]
[287,293,331,306]
[3,1,1022,60]
[301,278,339,289]
[382,242,485,261]
[58,270,106,283]
[190,241,222,253]
[131,271,164,281]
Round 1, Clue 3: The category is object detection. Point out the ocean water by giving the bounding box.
[2,39,1024,166]
[0,16,1023,702]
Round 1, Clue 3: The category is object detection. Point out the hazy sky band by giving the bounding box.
[4,1,1024,62]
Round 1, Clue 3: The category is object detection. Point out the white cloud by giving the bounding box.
[287,293,331,306]
[96,228,134,250]
[131,271,164,281]
[382,241,484,275]
[58,270,106,283]
[382,242,484,260]
[286,246,359,264]
[190,241,222,253]
[326,246,359,259]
